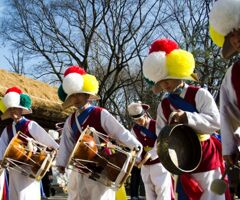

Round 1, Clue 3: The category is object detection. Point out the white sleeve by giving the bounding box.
[0,128,9,160]
[186,88,220,134]
[56,117,76,167]
[28,121,59,149]
[220,67,239,155]
[130,129,137,138]
[100,109,142,152]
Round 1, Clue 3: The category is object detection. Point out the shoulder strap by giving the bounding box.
[168,86,199,113]
[70,106,95,141]
[134,124,157,140]
[168,94,197,113]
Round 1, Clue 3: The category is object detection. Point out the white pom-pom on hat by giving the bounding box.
[62,73,84,96]
[143,51,167,83]
[3,92,20,108]
[209,0,240,36]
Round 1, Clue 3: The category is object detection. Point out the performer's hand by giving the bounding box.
[134,157,141,167]
[57,166,65,174]
[134,143,143,159]
[169,110,188,124]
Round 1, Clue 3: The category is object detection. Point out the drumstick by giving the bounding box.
[137,153,151,168]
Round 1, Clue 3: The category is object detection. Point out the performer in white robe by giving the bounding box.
[209,0,240,165]
[55,66,143,200]
[128,102,173,200]
[142,38,231,200]
[0,87,59,200]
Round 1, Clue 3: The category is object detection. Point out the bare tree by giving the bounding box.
[159,0,233,99]
[4,49,25,74]
[0,0,171,124]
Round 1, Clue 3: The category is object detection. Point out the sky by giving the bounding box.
[0,1,11,71]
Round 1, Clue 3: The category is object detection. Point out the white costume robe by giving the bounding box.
[131,120,172,200]
[220,64,240,156]
[56,106,143,200]
[156,84,225,200]
[0,118,59,200]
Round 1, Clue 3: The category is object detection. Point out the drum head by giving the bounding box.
[2,132,56,180]
[157,124,202,175]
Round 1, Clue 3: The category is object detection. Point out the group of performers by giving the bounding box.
[0,0,239,199]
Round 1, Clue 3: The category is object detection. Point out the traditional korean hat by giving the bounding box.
[58,66,100,109]
[209,0,240,59]
[1,86,32,120]
[143,38,197,93]
[127,101,150,120]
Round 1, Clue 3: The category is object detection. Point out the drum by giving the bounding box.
[2,132,56,181]
[157,124,202,175]
[68,126,136,190]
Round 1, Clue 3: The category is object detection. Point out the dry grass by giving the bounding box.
[0,69,72,120]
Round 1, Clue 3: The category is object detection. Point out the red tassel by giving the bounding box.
[180,174,203,200]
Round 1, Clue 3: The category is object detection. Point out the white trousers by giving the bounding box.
[9,169,40,200]
[0,170,5,199]
[192,167,226,200]
[141,162,172,200]
[68,170,115,200]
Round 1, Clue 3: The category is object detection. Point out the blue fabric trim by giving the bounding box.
[212,132,221,141]
[135,124,157,140]
[15,117,29,132]
[168,94,198,113]
[4,170,9,200]
[7,117,30,143]
[71,106,95,139]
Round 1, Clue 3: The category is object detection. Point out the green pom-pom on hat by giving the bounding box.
[58,84,67,102]
[20,94,32,110]
[144,77,155,86]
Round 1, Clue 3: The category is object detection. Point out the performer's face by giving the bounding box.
[72,93,90,108]
[158,79,183,93]
[134,115,146,126]
[229,29,240,54]
[9,107,23,122]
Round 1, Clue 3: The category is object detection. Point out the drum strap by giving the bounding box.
[168,93,198,113]
[71,106,95,140]
[134,125,157,140]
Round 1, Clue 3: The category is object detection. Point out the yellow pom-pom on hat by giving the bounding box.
[166,49,196,81]
[60,66,100,110]
[143,39,197,84]
[209,25,224,48]
[209,0,240,59]
[82,74,99,96]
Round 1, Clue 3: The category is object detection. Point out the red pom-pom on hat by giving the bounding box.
[64,66,86,77]
[149,38,179,54]
[5,86,22,95]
